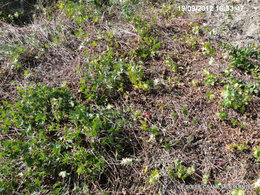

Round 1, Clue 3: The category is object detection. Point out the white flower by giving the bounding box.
[154,78,160,86]
[209,57,215,65]
[254,178,260,188]
[120,158,133,166]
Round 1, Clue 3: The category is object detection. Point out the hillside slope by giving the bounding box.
[0,0,259,194]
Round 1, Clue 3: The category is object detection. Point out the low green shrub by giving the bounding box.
[0,82,130,193]
[220,79,257,113]
[229,45,259,73]
[168,160,195,180]
[80,49,129,103]
[253,146,260,162]
[204,69,218,86]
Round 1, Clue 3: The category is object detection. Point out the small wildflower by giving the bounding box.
[120,158,133,166]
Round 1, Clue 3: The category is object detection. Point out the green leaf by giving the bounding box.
[231,189,245,195]
[182,108,188,116]
[92,41,98,47]
[147,169,161,184]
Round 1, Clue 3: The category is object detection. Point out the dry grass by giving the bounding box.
[0,0,259,194]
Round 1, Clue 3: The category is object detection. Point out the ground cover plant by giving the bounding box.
[0,0,259,194]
